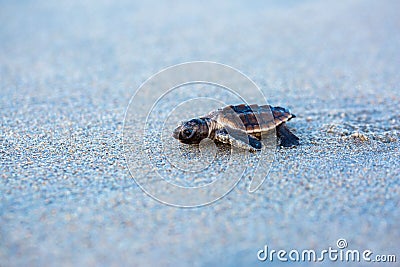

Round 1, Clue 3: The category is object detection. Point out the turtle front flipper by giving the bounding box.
[277,123,299,147]
[215,127,262,151]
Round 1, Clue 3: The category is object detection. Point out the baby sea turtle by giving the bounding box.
[172,104,299,151]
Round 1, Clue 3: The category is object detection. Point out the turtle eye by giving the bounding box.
[182,128,193,138]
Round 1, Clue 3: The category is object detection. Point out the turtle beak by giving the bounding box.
[172,125,182,140]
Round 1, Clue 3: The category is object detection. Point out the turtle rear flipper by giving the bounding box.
[215,127,262,151]
[277,123,299,147]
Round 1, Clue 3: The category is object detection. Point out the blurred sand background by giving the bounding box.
[1,0,399,266]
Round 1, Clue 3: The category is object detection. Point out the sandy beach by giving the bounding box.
[1,0,399,266]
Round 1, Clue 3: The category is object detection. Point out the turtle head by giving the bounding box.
[172,118,209,144]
